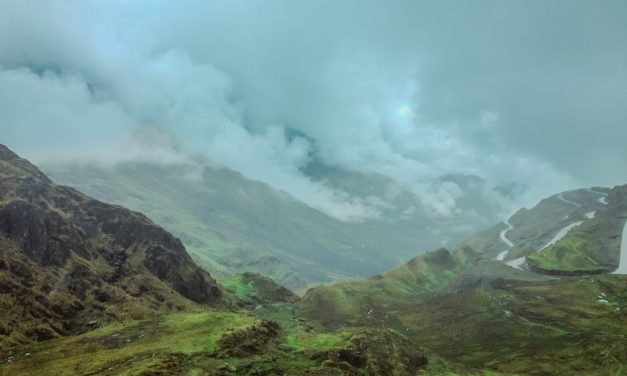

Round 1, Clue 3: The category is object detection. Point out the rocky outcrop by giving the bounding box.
[0,144,223,348]
[0,144,220,304]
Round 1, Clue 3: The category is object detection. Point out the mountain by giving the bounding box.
[297,185,627,374]
[0,144,439,375]
[2,152,625,375]
[0,144,222,348]
[460,186,626,274]
[42,161,504,289]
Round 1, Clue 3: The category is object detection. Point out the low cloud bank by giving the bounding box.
[1,1,624,221]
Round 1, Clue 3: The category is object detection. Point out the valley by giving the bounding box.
[43,162,500,290]
[0,144,625,375]
[1,2,626,374]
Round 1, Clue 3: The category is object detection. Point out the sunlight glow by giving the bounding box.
[397,104,411,117]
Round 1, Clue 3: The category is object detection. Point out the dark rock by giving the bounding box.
[0,144,224,349]
[0,143,221,304]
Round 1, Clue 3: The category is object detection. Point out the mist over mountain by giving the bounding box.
[1,1,626,375]
[1,0,626,225]
[1,144,625,375]
[42,160,505,288]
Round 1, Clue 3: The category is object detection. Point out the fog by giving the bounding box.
[1,0,625,221]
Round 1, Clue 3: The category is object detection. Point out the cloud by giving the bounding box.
[0,0,625,222]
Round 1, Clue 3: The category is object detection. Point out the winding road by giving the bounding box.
[586,188,608,205]
[557,192,582,207]
[495,188,625,274]
[612,219,627,274]
[502,189,607,271]
[495,217,526,270]
[495,218,514,260]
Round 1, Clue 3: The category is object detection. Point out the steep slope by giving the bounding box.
[43,162,506,289]
[395,274,626,375]
[0,144,438,375]
[299,246,485,329]
[460,186,626,274]
[299,245,626,374]
[526,185,627,274]
[298,183,627,374]
[0,144,221,348]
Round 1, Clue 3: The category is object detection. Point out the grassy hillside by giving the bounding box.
[219,272,300,308]
[299,246,483,329]
[43,162,501,289]
[3,145,624,375]
[458,186,626,276]
[398,275,626,375]
[527,186,627,274]
[299,244,627,375]
[0,308,436,376]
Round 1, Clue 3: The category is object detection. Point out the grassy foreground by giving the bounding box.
[0,307,429,375]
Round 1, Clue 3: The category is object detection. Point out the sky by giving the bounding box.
[0,0,626,221]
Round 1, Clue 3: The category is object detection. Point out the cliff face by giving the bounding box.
[0,144,221,347]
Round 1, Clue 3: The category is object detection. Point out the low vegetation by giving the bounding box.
[299,244,627,375]
[1,308,433,375]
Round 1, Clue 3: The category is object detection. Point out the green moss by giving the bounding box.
[526,207,625,274]
[397,276,627,375]
[1,310,257,376]
[417,355,512,375]
[527,234,608,273]
[299,247,478,329]
[220,275,255,299]
[1,307,429,375]
[286,331,351,352]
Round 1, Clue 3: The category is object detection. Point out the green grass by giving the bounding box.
[220,275,255,299]
[1,305,433,375]
[42,162,483,290]
[299,247,480,329]
[527,236,605,272]
[395,275,627,375]
[0,310,257,376]
[526,210,624,274]
[417,355,513,375]
[299,241,626,375]
[284,331,351,353]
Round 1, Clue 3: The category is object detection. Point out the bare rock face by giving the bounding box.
[0,144,221,304]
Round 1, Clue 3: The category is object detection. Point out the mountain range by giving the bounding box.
[0,144,625,375]
[42,160,504,289]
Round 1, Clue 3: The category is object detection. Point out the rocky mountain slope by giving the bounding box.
[2,144,432,376]
[2,144,625,374]
[0,144,222,348]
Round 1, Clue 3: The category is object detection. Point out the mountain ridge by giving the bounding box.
[42,161,504,289]
[0,144,222,348]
